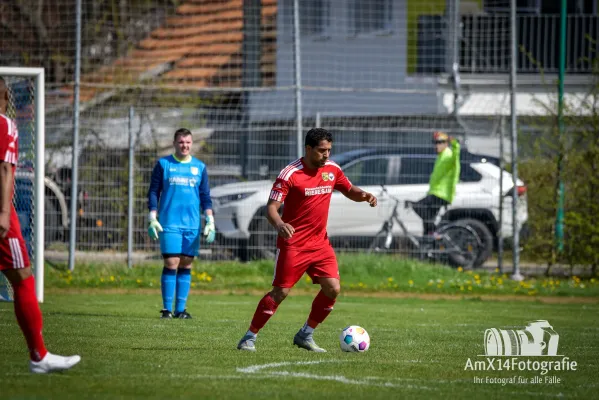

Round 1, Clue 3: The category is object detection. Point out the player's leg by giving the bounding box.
[2,267,47,361]
[174,229,199,319]
[2,262,80,372]
[294,246,340,352]
[159,229,183,318]
[237,248,306,351]
[174,256,194,319]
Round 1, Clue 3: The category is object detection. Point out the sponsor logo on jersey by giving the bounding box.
[328,172,335,181]
[169,176,192,186]
[305,186,333,196]
[275,183,282,189]
[170,168,177,172]
[190,166,199,176]
[189,178,197,187]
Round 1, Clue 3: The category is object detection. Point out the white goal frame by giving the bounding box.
[0,67,45,303]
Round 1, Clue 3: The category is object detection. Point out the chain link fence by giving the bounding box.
[1,0,597,271]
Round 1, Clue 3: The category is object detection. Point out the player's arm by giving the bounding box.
[341,185,377,207]
[198,168,213,217]
[146,161,163,240]
[147,161,163,213]
[333,168,377,207]
[0,161,13,238]
[266,199,294,239]
[199,168,215,243]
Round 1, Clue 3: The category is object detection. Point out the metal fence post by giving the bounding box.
[555,0,567,254]
[68,0,82,272]
[510,0,523,281]
[292,0,303,158]
[127,106,135,268]
[498,116,505,274]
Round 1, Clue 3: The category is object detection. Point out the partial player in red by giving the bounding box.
[237,128,377,352]
[0,76,81,373]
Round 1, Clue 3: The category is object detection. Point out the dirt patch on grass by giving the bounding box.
[44,287,599,304]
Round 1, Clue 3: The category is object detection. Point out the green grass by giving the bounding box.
[1,292,598,399]
[45,253,599,298]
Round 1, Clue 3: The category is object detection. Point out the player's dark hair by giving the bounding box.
[305,128,333,148]
[173,128,192,141]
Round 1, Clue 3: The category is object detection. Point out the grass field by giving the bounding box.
[45,254,599,297]
[1,291,598,399]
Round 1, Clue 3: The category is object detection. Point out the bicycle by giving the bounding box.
[368,186,482,269]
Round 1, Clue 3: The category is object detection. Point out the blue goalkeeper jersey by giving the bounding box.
[147,155,212,230]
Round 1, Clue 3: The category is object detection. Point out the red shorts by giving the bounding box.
[272,244,339,288]
[0,208,31,270]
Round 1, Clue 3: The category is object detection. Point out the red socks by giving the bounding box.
[307,290,336,328]
[13,276,47,361]
[249,293,279,333]
[248,290,336,333]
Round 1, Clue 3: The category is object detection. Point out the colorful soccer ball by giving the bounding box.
[339,325,370,352]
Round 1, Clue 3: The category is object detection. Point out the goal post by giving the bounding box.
[0,67,45,303]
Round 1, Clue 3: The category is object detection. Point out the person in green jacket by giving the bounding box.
[413,131,460,236]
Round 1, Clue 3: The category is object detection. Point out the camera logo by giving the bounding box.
[484,320,560,356]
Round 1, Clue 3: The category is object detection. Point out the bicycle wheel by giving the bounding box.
[368,229,393,254]
[438,224,481,269]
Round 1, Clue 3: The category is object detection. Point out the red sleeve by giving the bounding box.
[334,168,352,194]
[0,118,18,165]
[269,177,292,203]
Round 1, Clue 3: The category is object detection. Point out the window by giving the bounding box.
[351,0,393,35]
[484,0,541,14]
[284,0,330,37]
[460,163,482,182]
[393,158,435,185]
[392,158,482,185]
[343,157,389,186]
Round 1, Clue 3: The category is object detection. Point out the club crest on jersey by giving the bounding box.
[321,173,329,181]
[190,167,199,176]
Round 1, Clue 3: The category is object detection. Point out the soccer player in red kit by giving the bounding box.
[0,77,80,373]
[237,128,377,352]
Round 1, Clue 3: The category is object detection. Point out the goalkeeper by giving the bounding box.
[412,131,460,237]
[147,128,215,319]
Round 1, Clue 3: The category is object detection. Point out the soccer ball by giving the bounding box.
[339,325,370,352]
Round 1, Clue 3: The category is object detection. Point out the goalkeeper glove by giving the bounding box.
[147,211,163,241]
[204,215,216,244]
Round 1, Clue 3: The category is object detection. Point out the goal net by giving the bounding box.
[0,68,45,302]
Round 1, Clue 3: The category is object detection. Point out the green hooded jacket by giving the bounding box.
[428,139,460,203]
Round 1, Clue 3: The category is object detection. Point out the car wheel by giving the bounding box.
[455,218,494,268]
[248,214,278,260]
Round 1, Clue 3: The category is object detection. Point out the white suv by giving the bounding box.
[210,147,528,265]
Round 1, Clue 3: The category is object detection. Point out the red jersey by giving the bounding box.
[0,113,18,179]
[269,158,352,250]
[0,113,30,270]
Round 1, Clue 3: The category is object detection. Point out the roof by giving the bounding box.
[76,0,277,102]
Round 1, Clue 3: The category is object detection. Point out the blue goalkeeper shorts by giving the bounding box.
[160,228,200,257]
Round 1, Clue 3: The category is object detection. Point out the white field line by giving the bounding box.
[235,360,579,397]
[237,360,332,374]
[237,360,435,390]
